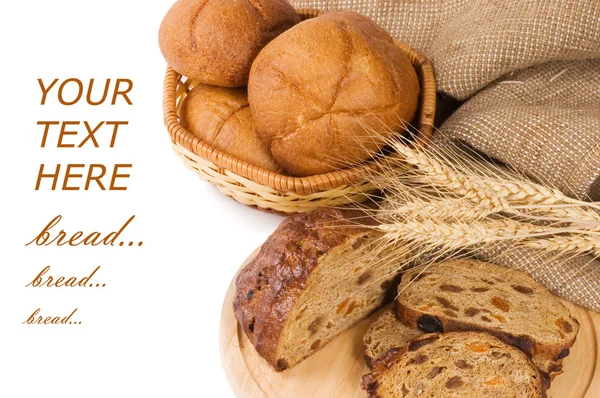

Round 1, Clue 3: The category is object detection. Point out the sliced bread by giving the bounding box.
[396,259,579,375]
[364,306,422,368]
[362,332,549,398]
[233,208,405,371]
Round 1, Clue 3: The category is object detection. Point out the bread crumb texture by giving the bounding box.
[362,332,548,398]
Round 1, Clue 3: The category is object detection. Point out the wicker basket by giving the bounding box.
[163,9,436,214]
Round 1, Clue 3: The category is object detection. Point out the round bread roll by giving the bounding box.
[159,0,300,87]
[248,11,420,176]
[180,84,282,172]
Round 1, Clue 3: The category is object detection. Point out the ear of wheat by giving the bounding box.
[334,128,600,282]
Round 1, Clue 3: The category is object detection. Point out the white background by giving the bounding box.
[0,1,284,396]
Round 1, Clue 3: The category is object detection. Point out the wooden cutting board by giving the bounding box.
[220,249,600,398]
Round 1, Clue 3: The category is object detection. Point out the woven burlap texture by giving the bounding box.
[293,0,600,311]
[293,0,600,99]
[435,59,600,201]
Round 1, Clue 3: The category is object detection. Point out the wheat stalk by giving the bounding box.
[380,197,507,221]
[375,217,580,250]
[525,235,600,257]
[384,140,600,224]
[317,126,600,295]
[339,133,600,266]
[513,204,600,224]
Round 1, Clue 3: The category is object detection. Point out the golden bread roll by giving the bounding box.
[180,84,282,172]
[159,0,300,87]
[248,11,420,176]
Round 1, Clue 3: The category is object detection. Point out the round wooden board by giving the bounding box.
[220,249,600,398]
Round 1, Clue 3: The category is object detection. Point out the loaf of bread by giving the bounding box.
[396,259,579,375]
[180,84,281,172]
[363,306,422,368]
[248,11,420,176]
[159,0,300,87]
[361,332,549,398]
[233,208,406,371]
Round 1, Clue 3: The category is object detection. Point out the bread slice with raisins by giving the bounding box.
[364,306,422,368]
[396,259,579,376]
[233,208,405,371]
[361,332,549,398]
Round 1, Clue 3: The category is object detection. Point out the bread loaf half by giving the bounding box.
[396,259,579,375]
[180,84,281,172]
[363,306,422,369]
[233,209,406,371]
[159,0,300,86]
[248,11,420,176]
[361,332,549,398]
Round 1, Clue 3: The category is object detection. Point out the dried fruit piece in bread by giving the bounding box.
[362,332,549,398]
[234,209,404,371]
[396,259,579,375]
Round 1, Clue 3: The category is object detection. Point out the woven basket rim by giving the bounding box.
[163,8,436,195]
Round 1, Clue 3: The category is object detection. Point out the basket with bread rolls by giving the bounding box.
[160,0,436,214]
[157,3,600,397]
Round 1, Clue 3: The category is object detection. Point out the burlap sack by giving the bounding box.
[435,59,600,201]
[292,0,600,310]
[435,60,600,312]
[293,0,600,99]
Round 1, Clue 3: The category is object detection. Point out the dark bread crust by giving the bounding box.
[396,301,573,376]
[362,347,403,398]
[362,333,548,398]
[233,208,377,370]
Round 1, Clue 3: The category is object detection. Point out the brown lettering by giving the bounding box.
[38,121,59,147]
[106,121,128,147]
[22,308,79,325]
[86,78,111,105]
[109,164,132,190]
[58,78,83,105]
[38,78,59,105]
[112,79,133,105]
[78,121,104,147]
[26,265,101,288]
[62,164,84,190]
[25,215,136,247]
[35,164,60,190]
[85,164,107,190]
[57,121,80,147]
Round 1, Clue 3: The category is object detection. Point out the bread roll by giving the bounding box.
[180,84,281,172]
[159,0,300,87]
[248,11,420,176]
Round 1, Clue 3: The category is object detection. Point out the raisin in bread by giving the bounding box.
[396,259,579,375]
[362,332,549,398]
[233,208,405,371]
[364,306,422,368]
